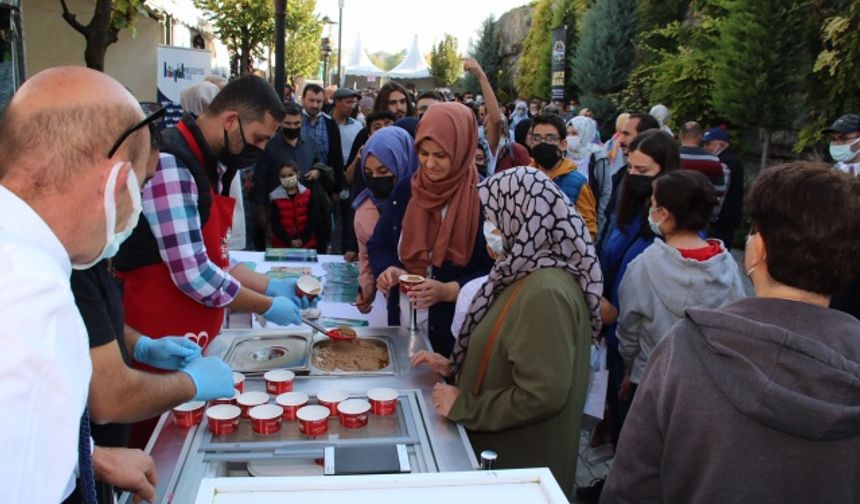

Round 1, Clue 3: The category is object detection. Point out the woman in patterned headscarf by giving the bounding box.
[412,167,603,500]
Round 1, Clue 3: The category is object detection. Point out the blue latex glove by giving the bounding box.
[262,296,303,326]
[133,335,202,370]
[265,278,313,308]
[179,356,235,401]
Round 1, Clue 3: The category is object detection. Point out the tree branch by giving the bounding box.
[59,0,89,36]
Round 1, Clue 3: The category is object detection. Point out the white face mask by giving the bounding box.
[566,135,582,158]
[744,232,765,281]
[72,162,141,270]
[829,137,860,163]
[647,206,665,237]
[483,220,504,259]
[281,175,299,189]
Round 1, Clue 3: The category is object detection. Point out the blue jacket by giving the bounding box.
[367,177,494,357]
[554,170,588,204]
[599,210,653,348]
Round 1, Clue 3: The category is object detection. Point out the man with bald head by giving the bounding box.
[0,67,155,502]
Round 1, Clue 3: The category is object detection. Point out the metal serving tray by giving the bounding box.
[222,333,311,375]
[307,334,397,376]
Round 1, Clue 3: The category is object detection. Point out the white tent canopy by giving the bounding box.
[343,34,387,78]
[388,35,430,79]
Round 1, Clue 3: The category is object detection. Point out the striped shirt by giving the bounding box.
[835,161,860,177]
[140,153,241,308]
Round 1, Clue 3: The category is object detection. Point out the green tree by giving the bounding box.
[645,4,724,128]
[571,0,638,137]
[796,0,860,152]
[571,0,638,96]
[385,50,406,71]
[465,15,501,95]
[284,0,322,81]
[195,0,274,75]
[516,0,554,99]
[637,0,689,50]
[713,0,809,169]
[369,51,406,71]
[59,0,148,71]
[430,34,461,88]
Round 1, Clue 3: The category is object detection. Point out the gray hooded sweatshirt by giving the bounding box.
[617,239,745,383]
[602,297,860,504]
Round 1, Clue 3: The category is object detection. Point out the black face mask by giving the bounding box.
[221,119,265,170]
[626,173,655,198]
[532,143,562,170]
[283,127,301,140]
[366,175,395,201]
[476,164,488,177]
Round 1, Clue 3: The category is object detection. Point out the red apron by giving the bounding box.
[123,122,235,449]
[120,121,235,356]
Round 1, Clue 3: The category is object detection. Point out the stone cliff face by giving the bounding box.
[497,5,533,87]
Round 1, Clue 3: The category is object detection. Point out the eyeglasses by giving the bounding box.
[107,101,166,158]
[529,133,561,144]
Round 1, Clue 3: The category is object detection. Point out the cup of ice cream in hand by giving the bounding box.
[399,274,425,294]
[296,275,323,301]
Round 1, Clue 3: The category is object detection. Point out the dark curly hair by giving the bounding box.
[747,161,860,295]
[653,170,718,233]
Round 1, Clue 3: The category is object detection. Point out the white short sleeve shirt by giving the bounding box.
[0,184,92,502]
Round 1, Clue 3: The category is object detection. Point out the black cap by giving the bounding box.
[823,114,860,134]
[333,88,360,101]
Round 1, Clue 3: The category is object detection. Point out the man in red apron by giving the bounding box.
[114,76,309,447]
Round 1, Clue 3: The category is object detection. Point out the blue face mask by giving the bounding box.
[829,137,860,163]
[647,206,665,237]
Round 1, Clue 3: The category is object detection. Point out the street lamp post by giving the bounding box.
[336,0,344,86]
[273,0,286,100]
[320,37,332,86]
[319,16,337,86]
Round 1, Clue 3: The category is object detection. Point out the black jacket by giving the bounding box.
[318,114,346,192]
[714,148,745,232]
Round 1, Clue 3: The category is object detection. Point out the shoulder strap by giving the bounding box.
[473,278,529,395]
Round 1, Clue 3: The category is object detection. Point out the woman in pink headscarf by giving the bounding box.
[367,103,493,356]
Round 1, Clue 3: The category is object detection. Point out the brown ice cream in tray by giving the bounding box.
[312,334,390,372]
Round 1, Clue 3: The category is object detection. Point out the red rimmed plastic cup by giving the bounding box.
[210,389,240,407]
[236,391,269,419]
[317,389,348,417]
[232,372,246,393]
[367,388,399,416]
[337,399,371,429]
[276,391,309,421]
[296,405,330,437]
[296,275,323,301]
[206,404,241,435]
[398,274,425,294]
[249,404,283,435]
[264,369,295,395]
[172,400,205,428]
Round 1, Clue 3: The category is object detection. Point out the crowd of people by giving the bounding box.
[0,58,859,504]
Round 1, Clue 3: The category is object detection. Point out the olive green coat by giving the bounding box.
[448,268,591,499]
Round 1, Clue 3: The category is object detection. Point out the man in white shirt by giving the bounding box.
[0,67,156,503]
